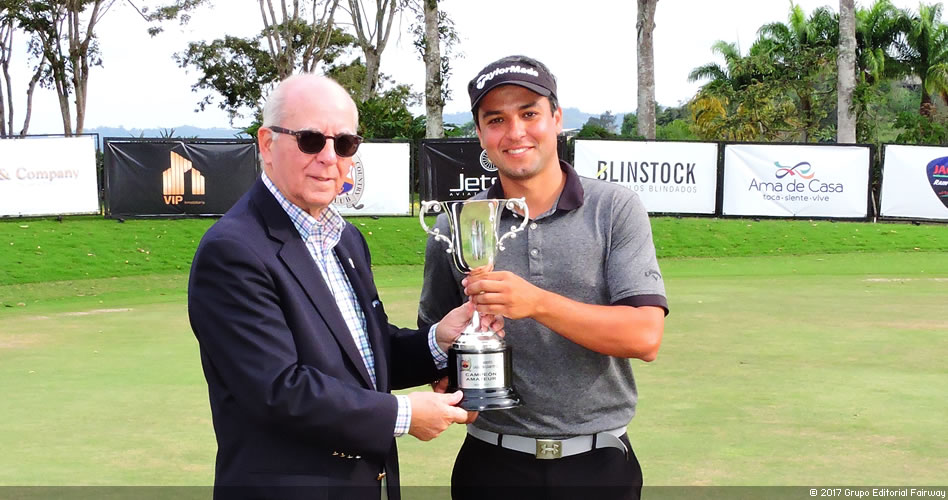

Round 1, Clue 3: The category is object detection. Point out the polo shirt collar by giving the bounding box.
[485,160,584,212]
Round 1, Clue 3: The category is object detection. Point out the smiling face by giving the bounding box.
[475,84,563,182]
[258,77,359,217]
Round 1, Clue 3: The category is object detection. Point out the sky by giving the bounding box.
[11,0,924,134]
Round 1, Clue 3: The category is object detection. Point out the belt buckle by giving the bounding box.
[535,439,562,459]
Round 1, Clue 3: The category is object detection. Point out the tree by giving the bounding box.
[620,112,637,137]
[636,0,657,139]
[257,0,342,79]
[167,1,353,125]
[897,3,948,116]
[409,0,458,139]
[15,0,116,135]
[757,3,839,142]
[356,82,424,140]
[576,122,617,139]
[344,0,400,102]
[688,40,799,141]
[854,0,907,85]
[851,0,910,142]
[0,1,46,136]
[838,0,857,143]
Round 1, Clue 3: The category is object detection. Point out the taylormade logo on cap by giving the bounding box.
[475,65,540,90]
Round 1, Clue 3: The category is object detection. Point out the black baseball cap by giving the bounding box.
[468,56,557,111]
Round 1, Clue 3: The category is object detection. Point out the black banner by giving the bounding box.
[419,137,567,201]
[104,139,258,216]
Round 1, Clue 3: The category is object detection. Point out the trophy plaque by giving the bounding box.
[419,198,529,411]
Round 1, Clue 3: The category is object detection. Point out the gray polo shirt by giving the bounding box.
[418,161,668,438]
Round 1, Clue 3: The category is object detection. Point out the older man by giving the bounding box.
[188,74,477,500]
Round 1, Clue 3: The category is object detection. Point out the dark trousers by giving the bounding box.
[451,433,642,500]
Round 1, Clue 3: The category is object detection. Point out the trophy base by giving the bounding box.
[450,386,523,412]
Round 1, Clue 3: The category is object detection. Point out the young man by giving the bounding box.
[418,55,669,500]
[189,74,481,500]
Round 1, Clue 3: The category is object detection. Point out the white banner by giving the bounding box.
[0,136,99,217]
[880,144,948,220]
[333,142,410,216]
[573,140,718,214]
[723,144,870,218]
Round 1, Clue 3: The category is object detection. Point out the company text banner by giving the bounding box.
[105,139,257,216]
[573,140,718,214]
[333,142,410,216]
[723,144,870,218]
[880,144,948,220]
[419,138,568,202]
[0,136,99,217]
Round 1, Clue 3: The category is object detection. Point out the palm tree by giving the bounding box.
[854,0,909,85]
[636,0,658,139]
[839,0,857,143]
[897,2,948,116]
[756,3,839,142]
[688,41,797,141]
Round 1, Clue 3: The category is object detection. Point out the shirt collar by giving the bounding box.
[262,171,345,249]
[485,160,584,213]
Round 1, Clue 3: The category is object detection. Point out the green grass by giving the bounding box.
[2,215,946,286]
[1,254,946,486]
[1,215,946,487]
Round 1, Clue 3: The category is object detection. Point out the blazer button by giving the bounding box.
[377,472,387,481]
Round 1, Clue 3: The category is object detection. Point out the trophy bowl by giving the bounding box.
[420,198,529,411]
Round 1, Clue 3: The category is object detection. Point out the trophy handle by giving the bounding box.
[419,200,455,254]
[497,198,530,251]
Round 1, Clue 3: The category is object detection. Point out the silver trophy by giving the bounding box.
[419,198,529,411]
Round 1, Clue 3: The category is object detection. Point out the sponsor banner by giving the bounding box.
[333,142,410,216]
[573,140,718,214]
[419,138,568,201]
[0,136,99,217]
[723,144,870,218]
[880,144,948,220]
[105,139,257,216]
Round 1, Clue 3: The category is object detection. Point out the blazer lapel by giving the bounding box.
[253,182,375,389]
[334,232,390,392]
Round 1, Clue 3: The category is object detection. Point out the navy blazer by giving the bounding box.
[188,179,441,500]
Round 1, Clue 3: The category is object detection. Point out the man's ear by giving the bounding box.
[258,127,274,163]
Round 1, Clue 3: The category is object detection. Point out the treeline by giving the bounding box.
[0,0,457,141]
[577,0,948,147]
[1,1,945,146]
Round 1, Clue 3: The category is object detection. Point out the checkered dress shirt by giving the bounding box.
[262,173,418,435]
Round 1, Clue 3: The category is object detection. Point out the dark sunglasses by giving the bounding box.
[269,126,363,157]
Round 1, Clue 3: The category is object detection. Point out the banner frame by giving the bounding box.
[0,133,102,218]
[571,136,723,217]
[102,137,259,219]
[719,140,876,222]
[877,143,948,223]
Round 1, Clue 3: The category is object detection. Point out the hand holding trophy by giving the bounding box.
[419,198,529,411]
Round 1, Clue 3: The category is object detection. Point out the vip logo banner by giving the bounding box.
[0,136,99,217]
[333,142,410,216]
[105,139,257,217]
[723,144,871,218]
[573,140,718,214]
[880,144,948,220]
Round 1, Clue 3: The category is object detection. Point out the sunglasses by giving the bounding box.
[268,126,363,157]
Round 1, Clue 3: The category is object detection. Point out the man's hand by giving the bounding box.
[463,271,544,320]
[407,391,477,441]
[435,301,505,352]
